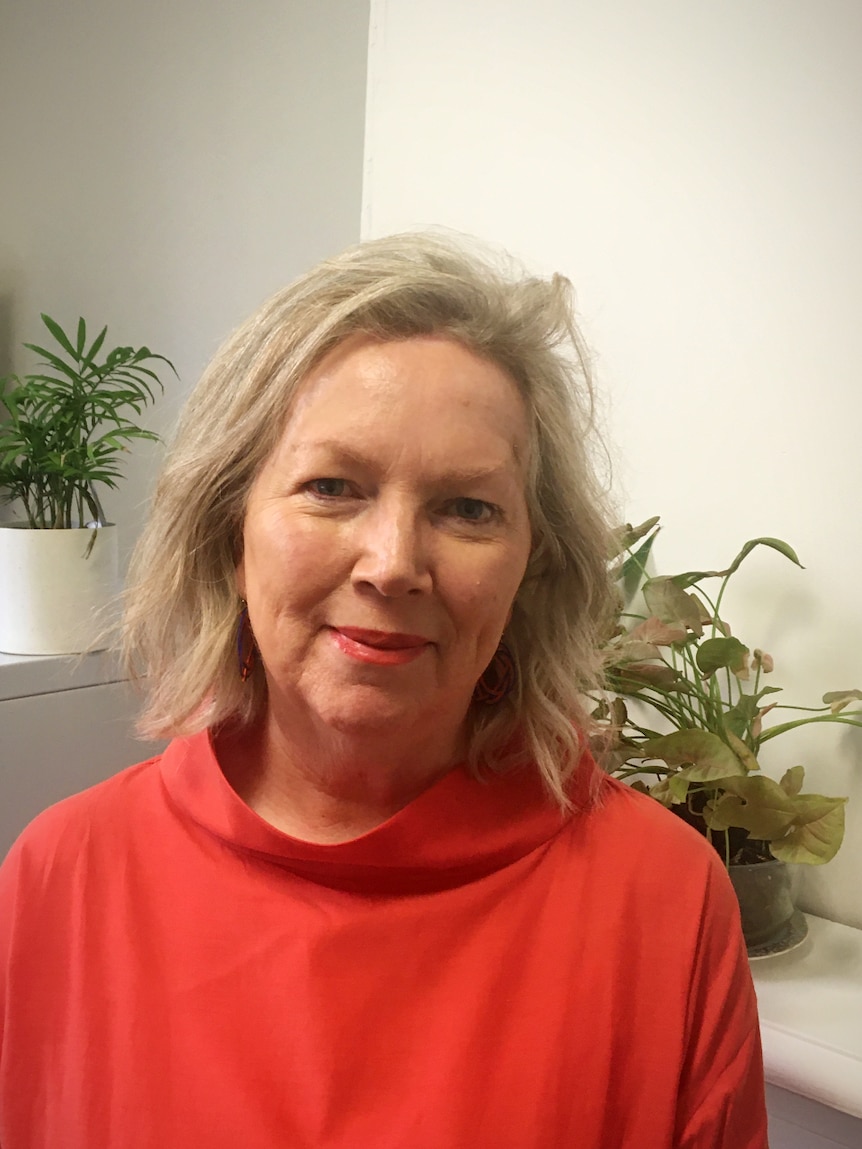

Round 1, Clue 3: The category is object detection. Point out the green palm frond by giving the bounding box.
[0,313,176,528]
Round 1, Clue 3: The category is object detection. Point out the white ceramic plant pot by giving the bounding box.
[0,523,119,655]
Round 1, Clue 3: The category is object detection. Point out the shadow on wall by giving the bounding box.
[0,281,19,524]
[0,282,17,378]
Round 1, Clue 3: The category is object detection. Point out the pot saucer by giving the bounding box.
[747,909,808,960]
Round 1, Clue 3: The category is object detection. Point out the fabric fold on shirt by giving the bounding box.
[159,731,596,893]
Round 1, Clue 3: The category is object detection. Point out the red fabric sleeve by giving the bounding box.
[0,839,22,1058]
[675,854,769,1148]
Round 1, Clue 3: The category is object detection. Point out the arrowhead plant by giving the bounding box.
[0,314,176,529]
[593,517,862,866]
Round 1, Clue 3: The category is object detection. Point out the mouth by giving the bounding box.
[329,626,432,666]
[336,627,429,649]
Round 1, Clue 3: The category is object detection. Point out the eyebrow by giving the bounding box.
[295,441,521,485]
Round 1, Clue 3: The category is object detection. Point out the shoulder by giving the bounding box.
[567,772,739,921]
[588,773,721,865]
[565,749,721,872]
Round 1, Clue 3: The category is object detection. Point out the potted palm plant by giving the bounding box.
[593,517,862,956]
[0,314,175,655]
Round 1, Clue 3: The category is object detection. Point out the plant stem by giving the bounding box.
[759,714,862,741]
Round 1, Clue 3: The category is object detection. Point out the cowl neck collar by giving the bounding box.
[160,731,600,894]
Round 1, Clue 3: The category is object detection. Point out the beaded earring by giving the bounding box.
[236,604,256,683]
[473,642,517,705]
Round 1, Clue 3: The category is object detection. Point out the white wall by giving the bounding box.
[0,0,369,844]
[0,0,370,564]
[363,0,862,926]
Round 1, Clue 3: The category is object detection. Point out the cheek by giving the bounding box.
[449,555,527,634]
[242,516,350,614]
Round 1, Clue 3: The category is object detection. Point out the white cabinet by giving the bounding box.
[754,914,862,1143]
[767,1084,862,1148]
[0,656,163,858]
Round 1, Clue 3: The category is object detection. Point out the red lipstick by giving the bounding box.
[330,627,430,666]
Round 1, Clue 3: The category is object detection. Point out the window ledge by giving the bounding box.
[0,649,124,701]
[753,913,862,1119]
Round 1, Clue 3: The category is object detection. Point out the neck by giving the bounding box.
[217,708,466,844]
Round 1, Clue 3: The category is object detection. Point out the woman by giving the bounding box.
[0,234,768,1147]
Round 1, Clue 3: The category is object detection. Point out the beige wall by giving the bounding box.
[363,0,862,927]
[0,0,370,560]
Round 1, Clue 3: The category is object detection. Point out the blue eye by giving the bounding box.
[307,478,348,498]
[450,498,495,523]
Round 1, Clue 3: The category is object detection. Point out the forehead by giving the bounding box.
[274,335,531,472]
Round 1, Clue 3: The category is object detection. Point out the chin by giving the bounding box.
[312,686,426,735]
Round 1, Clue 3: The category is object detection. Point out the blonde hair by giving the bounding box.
[122,232,614,805]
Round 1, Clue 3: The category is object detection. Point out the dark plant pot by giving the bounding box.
[728,858,807,958]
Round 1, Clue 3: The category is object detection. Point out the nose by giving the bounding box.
[350,499,433,598]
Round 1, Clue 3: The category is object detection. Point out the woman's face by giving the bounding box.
[236,335,533,743]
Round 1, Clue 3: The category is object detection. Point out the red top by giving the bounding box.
[0,733,768,1148]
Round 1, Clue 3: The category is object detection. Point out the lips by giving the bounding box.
[330,626,431,666]
[335,627,429,649]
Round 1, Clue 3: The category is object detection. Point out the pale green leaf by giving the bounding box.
[724,537,804,576]
[705,791,796,838]
[696,636,750,678]
[649,777,674,807]
[667,773,690,803]
[687,592,713,626]
[770,797,847,864]
[618,526,661,602]
[724,729,759,773]
[702,774,795,838]
[780,766,804,796]
[609,639,661,663]
[669,569,724,590]
[643,577,704,635]
[642,729,746,782]
[610,515,660,558]
[822,689,862,714]
[626,616,688,646]
[725,694,760,739]
[610,698,628,727]
[611,662,682,690]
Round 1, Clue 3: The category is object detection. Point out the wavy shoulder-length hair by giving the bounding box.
[122,232,615,806]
